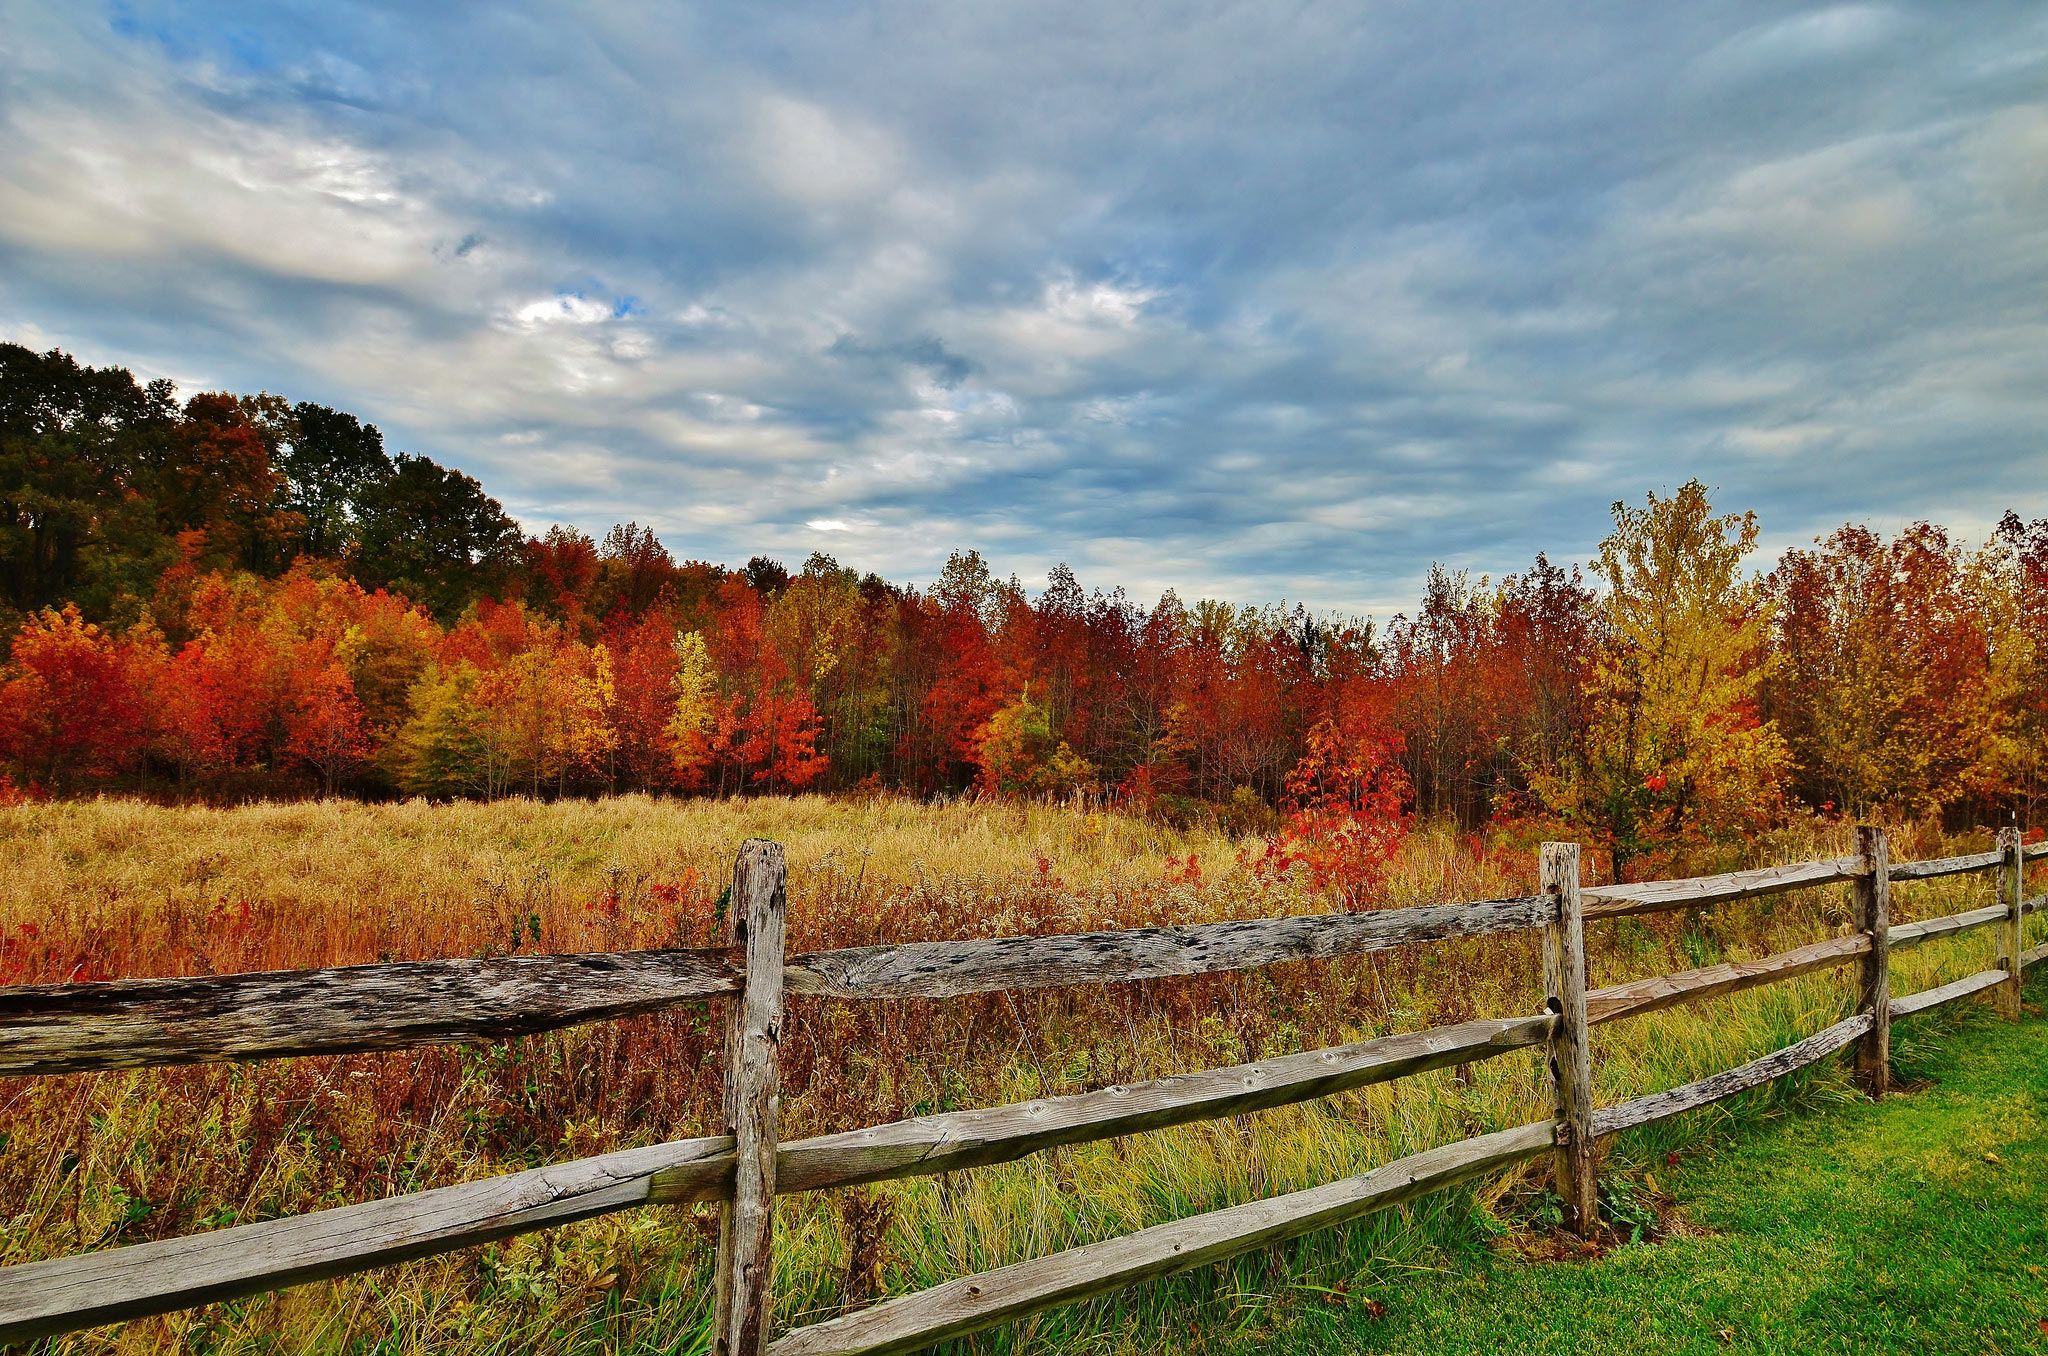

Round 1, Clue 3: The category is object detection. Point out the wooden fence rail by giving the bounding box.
[0,829,2038,1350]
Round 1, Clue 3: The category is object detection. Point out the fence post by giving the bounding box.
[714,840,787,1356]
[1997,826,2023,1022]
[1852,825,1890,1098]
[1540,842,1597,1235]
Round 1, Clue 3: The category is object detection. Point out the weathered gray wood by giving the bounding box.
[2026,891,2048,917]
[739,1012,1555,1197]
[1584,933,1869,1028]
[0,898,1555,1077]
[1885,903,2008,950]
[1589,1013,1872,1138]
[2023,941,2048,968]
[1996,827,2024,1021]
[715,841,787,1356]
[2027,841,2048,862]
[1888,968,2008,1019]
[1887,849,2003,882]
[1541,843,1596,1234]
[1854,825,1890,1097]
[0,1135,733,1345]
[1581,857,1864,919]
[0,948,744,1077]
[763,1120,1556,1356]
[783,896,1553,1000]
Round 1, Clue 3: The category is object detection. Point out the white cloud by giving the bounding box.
[512,294,614,326]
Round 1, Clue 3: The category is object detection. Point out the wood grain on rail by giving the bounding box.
[1889,850,2003,881]
[1886,904,2007,950]
[1581,857,1864,919]
[1585,934,1869,1027]
[1888,968,2008,1019]
[0,948,745,1078]
[1590,1013,1872,1138]
[783,896,1554,1000]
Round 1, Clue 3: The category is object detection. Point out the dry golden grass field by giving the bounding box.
[0,796,2032,1354]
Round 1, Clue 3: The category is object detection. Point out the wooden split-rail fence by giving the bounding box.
[1,829,2043,1352]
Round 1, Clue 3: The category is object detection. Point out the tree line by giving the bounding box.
[3,343,2043,874]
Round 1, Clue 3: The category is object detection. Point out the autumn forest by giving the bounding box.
[4,341,2044,880]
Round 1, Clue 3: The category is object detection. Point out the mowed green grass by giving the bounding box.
[1169,978,2048,1356]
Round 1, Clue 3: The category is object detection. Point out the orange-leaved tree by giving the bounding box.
[1277,715,1410,910]
[0,604,142,788]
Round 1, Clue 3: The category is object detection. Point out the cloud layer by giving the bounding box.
[4,1,2045,612]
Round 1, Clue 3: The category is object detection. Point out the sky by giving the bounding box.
[2,2,2045,615]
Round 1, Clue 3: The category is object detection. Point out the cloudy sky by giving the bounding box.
[3,2,2044,613]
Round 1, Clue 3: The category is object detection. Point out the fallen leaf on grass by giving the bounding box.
[1362,1298,1387,1319]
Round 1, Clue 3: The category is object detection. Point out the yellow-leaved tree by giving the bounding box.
[666,630,719,788]
[1536,480,1788,876]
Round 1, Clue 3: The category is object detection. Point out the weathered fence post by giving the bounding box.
[714,840,787,1356]
[1540,842,1597,1234]
[1996,825,2023,1022]
[1853,825,1890,1098]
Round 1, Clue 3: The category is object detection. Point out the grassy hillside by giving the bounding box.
[0,796,2036,1353]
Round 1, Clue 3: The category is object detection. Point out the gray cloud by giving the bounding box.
[2,1,2045,614]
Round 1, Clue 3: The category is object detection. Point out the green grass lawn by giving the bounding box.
[1187,980,2048,1356]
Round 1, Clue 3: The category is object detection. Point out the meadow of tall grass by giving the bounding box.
[0,795,2035,1354]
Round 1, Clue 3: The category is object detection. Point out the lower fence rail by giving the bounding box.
[764,1122,1559,1356]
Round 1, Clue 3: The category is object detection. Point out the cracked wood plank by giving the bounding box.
[782,896,1554,1000]
[0,948,744,1078]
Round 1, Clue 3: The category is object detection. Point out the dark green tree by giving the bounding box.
[0,343,175,619]
[352,454,524,620]
[284,402,392,557]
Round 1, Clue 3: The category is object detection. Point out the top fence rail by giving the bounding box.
[1,840,2041,1079]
